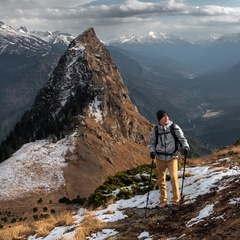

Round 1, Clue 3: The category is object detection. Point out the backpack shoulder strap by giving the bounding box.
[155,123,182,149]
[170,123,182,149]
[154,125,158,146]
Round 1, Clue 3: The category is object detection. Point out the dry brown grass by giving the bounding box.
[0,210,76,240]
[33,211,76,237]
[183,144,240,173]
[186,155,212,167]
[0,223,34,240]
[178,170,193,178]
[72,211,106,240]
[33,219,55,237]
[54,210,76,226]
[185,143,240,167]
[213,145,240,158]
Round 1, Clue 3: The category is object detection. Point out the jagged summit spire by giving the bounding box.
[18,26,29,34]
[27,26,125,125]
[73,27,96,41]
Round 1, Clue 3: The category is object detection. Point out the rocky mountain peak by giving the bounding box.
[18,26,29,34]
[21,27,151,143]
[0,27,152,199]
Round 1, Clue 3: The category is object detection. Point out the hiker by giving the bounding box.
[149,109,189,211]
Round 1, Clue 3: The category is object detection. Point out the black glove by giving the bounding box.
[183,147,189,156]
[150,152,156,159]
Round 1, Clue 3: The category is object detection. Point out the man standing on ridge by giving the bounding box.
[149,109,189,211]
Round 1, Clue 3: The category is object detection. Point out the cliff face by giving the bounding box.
[0,28,153,199]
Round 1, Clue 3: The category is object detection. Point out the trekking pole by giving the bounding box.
[180,149,187,205]
[144,158,154,218]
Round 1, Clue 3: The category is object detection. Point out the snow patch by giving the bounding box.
[87,229,119,240]
[88,96,103,123]
[229,197,240,205]
[138,231,152,239]
[186,204,214,227]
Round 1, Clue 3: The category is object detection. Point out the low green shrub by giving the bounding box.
[43,207,48,212]
[87,163,158,207]
[33,207,38,213]
[58,195,86,205]
[50,209,56,214]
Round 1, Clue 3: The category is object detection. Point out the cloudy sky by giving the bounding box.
[1,0,240,40]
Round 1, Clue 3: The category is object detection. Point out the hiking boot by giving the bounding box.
[156,202,167,209]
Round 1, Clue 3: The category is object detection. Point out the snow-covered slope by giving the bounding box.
[0,132,76,201]
[26,156,239,240]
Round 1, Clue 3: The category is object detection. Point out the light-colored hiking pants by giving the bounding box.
[155,158,180,204]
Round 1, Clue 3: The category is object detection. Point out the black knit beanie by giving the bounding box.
[157,109,168,121]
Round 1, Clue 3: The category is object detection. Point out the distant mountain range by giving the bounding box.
[106,31,240,71]
[0,22,240,154]
[105,31,218,46]
[0,21,75,54]
[0,21,75,141]
[105,31,240,152]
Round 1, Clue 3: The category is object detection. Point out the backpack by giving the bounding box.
[154,123,182,153]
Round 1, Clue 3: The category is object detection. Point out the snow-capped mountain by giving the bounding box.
[0,21,75,54]
[106,31,194,45]
[18,25,29,34]
[107,30,240,70]
[193,32,240,70]
[0,21,50,54]
[31,29,75,50]
[211,33,240,46]
[0,21,75,143]
[107,31,204,64]
[107,31,240,47]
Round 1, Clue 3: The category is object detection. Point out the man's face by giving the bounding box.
[159,114,169,126]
